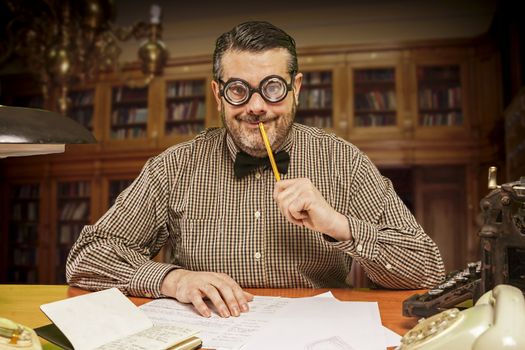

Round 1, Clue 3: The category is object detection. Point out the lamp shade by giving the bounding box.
[0,105,97,157]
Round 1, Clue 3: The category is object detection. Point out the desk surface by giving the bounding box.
[0,285,420,347]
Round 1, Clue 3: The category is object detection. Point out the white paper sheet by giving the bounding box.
[242,297,386,350]
[312,292,401,347]
[41,288,153,350]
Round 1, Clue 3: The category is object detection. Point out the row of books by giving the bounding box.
[418,87,462,109]
[354,91,396,110]
[58,182,90,198]
[166,123,205,135]
[11,202,39,221]
[354,69,395,82]
[11,184,39,198]
[296,115,332,129]
[113,87,148,103]
[298,89,332,109]
[9,224,38,244]
[69,90,94,106]
[355,113,396,127]
[419,112,463,126]
[111,108,148,125]
[167,81,205,98]
[59,201,90,221]
[303,72,332,85]
[12,248,37,266]
[58,223,83,245]
[166,100,206,121]
[111,127,147,139]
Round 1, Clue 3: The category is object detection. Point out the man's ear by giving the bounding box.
[211,80,222,112]
[293,72,303,102]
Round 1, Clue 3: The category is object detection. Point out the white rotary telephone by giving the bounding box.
[397,284,525,349]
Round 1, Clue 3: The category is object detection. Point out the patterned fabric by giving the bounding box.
[66,123,445,298]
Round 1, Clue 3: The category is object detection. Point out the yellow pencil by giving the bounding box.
[258,122,281,181]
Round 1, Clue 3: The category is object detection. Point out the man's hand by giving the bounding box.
[161,269,254,318]
[274,178,352,241]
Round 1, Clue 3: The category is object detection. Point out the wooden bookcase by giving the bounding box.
[0,39,503,284]
[110,86,149,140]
[6,183,41,283]
[416,65,463,127]
[67,89,95,132]
[164,79,206,136]
[353,68,397,128]
[297,70,333,128]
[54,180,92,283]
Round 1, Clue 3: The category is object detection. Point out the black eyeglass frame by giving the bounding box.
[218,73,296,106]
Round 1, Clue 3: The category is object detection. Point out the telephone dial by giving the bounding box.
[397,284,525,350]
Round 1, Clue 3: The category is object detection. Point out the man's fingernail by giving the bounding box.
[232,306,240,316]
[221,308,230,318]
[241,303,249,312]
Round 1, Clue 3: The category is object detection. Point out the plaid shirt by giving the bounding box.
[67,124,445,297]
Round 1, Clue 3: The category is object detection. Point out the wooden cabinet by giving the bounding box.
[0,39,503,284]
[6,183,42,283]
[53,180,92,283]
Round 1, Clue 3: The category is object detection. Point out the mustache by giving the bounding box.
[236,115,271,123]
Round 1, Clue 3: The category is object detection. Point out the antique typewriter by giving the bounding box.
[403,167,525,318]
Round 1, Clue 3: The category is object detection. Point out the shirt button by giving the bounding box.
[254,252,262,259]
[254,211,261,219]
[385,263,392,270]
[144,292,152,298]
[356,244,363,252]
[255,172,261,179]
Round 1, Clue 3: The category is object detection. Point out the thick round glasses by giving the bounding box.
[218,75,294,106]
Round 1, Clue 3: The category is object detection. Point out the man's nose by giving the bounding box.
[245,91,267,115]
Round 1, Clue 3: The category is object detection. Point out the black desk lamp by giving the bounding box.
[0,105,96,158]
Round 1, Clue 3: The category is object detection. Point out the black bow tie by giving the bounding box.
[234,150,290,179]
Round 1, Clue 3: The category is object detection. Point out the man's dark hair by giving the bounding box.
[213,21,298,81]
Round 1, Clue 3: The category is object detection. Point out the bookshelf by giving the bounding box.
[353,68,397,127]
[296,70,333,129]
[0,41,502,283]
[165,79,206,136]
[417,65,463,127]
[67,89,95,131]
[55,180,91,283]
[7,183,40,283]
[110,86,149,140]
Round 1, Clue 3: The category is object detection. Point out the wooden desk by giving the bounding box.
[0,284,420,347]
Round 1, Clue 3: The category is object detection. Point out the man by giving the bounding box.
[67,21,445,319]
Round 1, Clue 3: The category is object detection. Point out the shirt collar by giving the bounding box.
[226,124,296,162]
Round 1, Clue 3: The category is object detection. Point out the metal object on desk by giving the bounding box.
[0,317,42,350]
[403,168,525,318]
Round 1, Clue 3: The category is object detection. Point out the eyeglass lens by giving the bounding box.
[221,75,291,106]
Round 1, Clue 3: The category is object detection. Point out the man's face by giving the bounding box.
[212,48,302,157]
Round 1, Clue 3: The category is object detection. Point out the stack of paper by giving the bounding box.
[140,291,401,350]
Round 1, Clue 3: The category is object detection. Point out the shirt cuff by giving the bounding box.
[128,260,178,298]
[324,215,379,260]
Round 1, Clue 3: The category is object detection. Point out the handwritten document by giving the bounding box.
[140,296,291,350]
